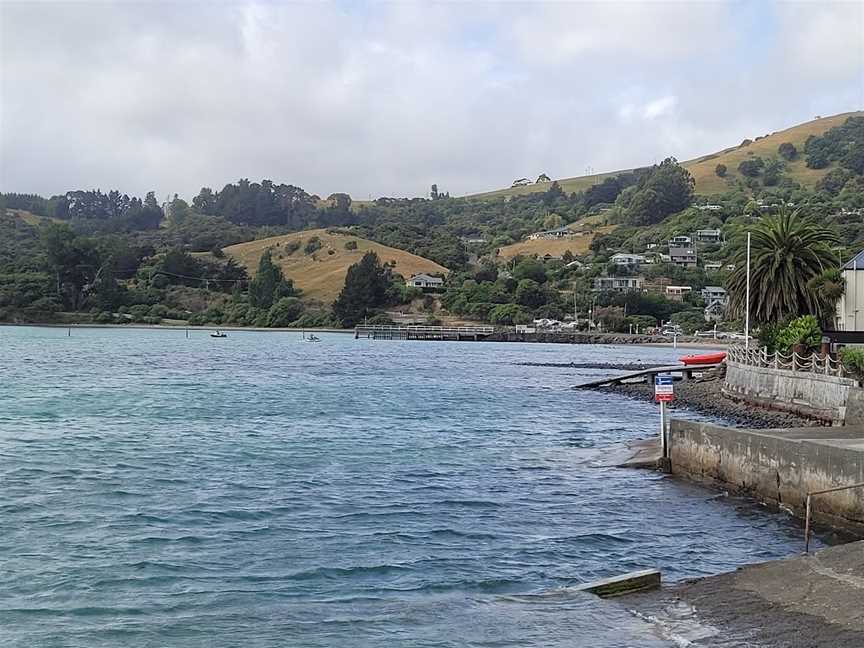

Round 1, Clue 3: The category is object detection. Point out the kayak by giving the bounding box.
[679,352,727,365]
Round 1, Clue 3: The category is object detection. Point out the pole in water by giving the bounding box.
[186,328,189,339]
[68,327,71,337]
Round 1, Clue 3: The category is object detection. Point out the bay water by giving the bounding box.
[0,327,810,646]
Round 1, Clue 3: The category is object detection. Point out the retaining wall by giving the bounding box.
[724,360,860,424]
[668,419,864,534]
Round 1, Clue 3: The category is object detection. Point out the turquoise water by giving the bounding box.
[0,326,809,646]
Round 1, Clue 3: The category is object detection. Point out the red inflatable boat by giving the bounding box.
[679,352,727,365]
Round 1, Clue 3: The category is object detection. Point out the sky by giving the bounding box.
[1,0,862,201]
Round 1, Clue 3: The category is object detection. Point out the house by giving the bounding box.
[646,243,659,250]
[610,253,646,267]
[665,285,692,301]
[535,173,552,183]
[704,261,723,272]
[511,178,531,187]
[406,274,444,289]
[725,263,736,272]
[669,246,698,268]
[669,235,692,247]
[701,286,728,306]
[696,204,723,211]
[694,229,722,243]
[527,226,572,241]
[833,251,864,332]
[565,259,584,270]
[659,253,672,263]
[593,276,644,292]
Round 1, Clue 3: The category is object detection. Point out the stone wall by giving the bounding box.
[668,419,864,534]
[724,360,860,424]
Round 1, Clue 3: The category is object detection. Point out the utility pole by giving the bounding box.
[745,232,751,352]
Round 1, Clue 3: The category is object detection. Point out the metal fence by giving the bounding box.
[726,344,847,377]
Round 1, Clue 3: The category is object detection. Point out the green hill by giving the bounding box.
[467,111,864,199]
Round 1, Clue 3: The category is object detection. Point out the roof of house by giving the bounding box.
[703,286,726,292]
[409,273,444,282]
[843,251,864,270]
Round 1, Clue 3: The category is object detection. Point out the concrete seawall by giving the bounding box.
[723,360,860,424]
[668,420,864,534]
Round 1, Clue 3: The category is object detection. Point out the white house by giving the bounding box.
[593,276,644,292]
[407,274,444,289]
[696,204,723,211]
[704,261,723,272]
[669,235,692,247]
[694,229,722,243]
[834,251,864,331]
[527,226,572,241]
[665,285,692,301]
[610,253,646,267]
[701,286,728,306]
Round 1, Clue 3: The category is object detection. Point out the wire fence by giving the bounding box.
[726,344,847,377]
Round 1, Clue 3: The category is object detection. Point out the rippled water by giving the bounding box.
[0,326,810,646]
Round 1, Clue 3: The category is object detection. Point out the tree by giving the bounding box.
[249,249,295,309]
[715,163,727,178]
[430,184,439,200]
[512,258,547,283]
[515,279,546,308]
[806,268,845,327]
[267,297,305,327]
[737,158,764,178]
[726,209,839,324]
[488,303,531,325]
[778,142,798,161]
[332,251,392,327]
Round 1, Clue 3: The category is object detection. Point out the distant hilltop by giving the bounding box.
[468,111,864,200]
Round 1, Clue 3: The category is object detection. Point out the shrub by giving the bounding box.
[778,142,797,161]
[285,240,302,255]
[715,163,727,178]
[344,240,358,251]
[304,236,322,255]
[840,348,864,380]
[737,158,764,178]
[775,315,821,352]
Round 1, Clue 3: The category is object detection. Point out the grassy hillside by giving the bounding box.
[224,229,447,304]
[496,224,616,260]
[6,208,58,226]
[467,111,864,199]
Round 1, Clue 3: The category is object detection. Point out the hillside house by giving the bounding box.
[527,226,572,241]
[610,253,646,267]
[669,246,698,268]
[669,235,692,247]
[704,301,726,323]
[701,286,728,306]
[833,251,864,332]
[696,204,723,211]
[511,178,531,187]
[565,259,584,270]
[694,229,722,243]
[704,261,723,272]
[536,174,552,183]
[407,274,444,290]
[593,276,644,292]
[665,285,692,301]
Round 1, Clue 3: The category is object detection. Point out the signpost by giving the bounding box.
[655,374,674,459]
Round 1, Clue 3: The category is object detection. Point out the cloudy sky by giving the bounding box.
[1,1,862,201]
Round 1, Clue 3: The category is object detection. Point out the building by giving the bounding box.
[701,286,728,306]
[527,226,572,241]
[565,259,584,270]
[593,276,644,292]
[696,204,723,211]
[704,301,726,323]
[669,246,698,268]
[669,235,692,247]
[610,253,646,267]
[406,274,444,289]
[704,261,723,272]
[834,251,864,332]
[665,285,692,301]
[694,229,722,243]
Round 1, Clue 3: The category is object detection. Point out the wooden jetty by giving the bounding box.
[573,363,724,389]
[354,324,496,341]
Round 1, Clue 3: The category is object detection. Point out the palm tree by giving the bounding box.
[726,208,839,325]
[806,268,846,327]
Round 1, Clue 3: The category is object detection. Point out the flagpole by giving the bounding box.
[745,232,751,352]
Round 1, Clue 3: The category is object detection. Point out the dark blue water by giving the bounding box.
[0,326,809,646]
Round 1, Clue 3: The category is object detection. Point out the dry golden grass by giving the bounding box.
[7,209,58,226]
[224,228,447,303]
[465,111,863,199]
[496,225,616,260]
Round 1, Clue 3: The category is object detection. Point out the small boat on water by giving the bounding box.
[679,351,726,365]
[301,331,321,342]
[210,330,228,338]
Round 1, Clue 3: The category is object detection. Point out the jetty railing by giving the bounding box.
[355,324,496,341]
[727,345,846,377]
[805,482,864,552]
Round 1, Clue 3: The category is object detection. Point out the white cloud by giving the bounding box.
[0,1,861,200]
